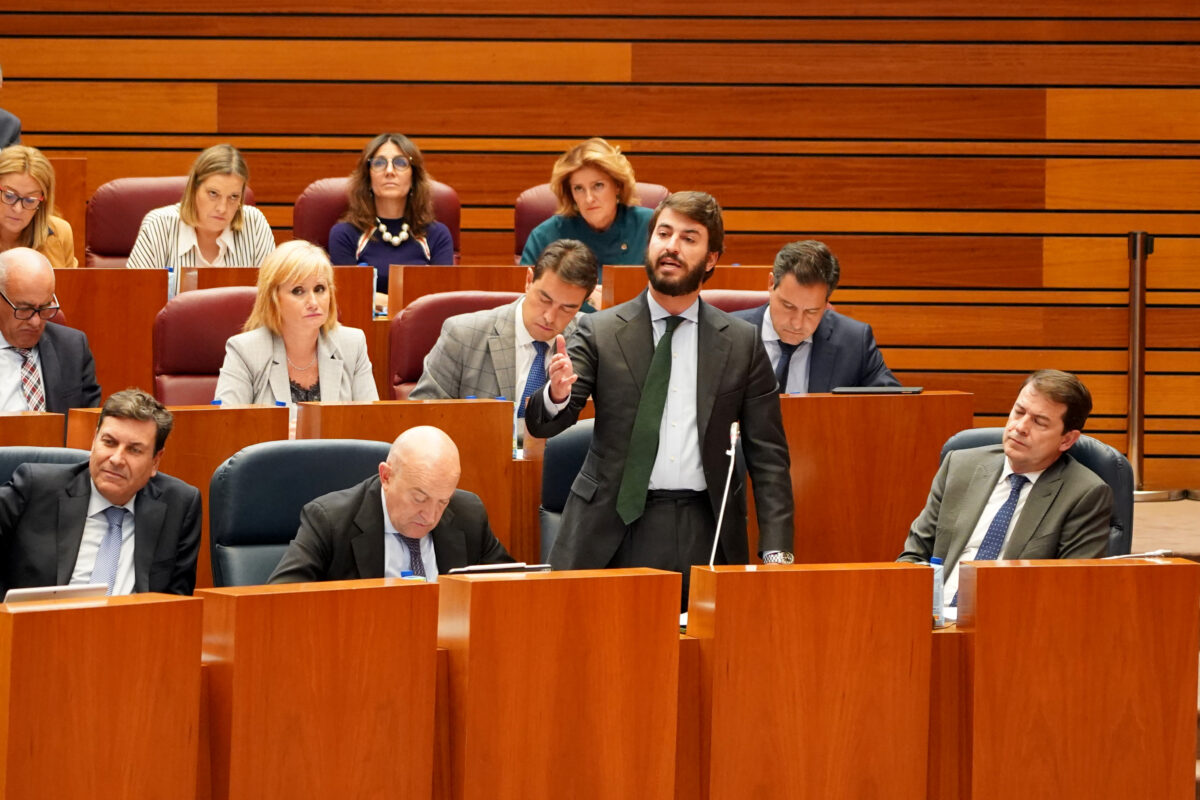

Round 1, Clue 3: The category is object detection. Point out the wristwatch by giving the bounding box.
[762,551,795,565]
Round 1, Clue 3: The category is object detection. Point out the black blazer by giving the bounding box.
[0,462,202,595]
[267,475,513,583]
[731,304,898,393]
[38,321,103,413]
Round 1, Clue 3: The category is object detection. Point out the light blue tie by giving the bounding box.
[93,506,126,595]
[951,473,1027,607]
[518,340,549,419]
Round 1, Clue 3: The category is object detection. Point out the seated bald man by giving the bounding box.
[268,426,513,583]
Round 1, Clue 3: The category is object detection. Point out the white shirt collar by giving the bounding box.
[647,292,700,324]
[86,478,138,518]
[513,297,537,347]
[1001,457,1046,487]
[761,305,813,346]
[176,211,237,264]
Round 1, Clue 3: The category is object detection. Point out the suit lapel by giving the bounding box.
[430,504,466,572]
[945,456,1003,572]
[350,483,386,578]
[37,329,62,411]
[132,480,167,592]
[315,332,342,401]
[614,294,655,399]
[268,335,291,403]
[55,469,93,585]
[1002,459,1066,557]
[695,301,732,442]
[489,305,519,398]
[807,316,837,393]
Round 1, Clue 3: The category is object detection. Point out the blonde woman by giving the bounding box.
[127,144,275,269]
[0,145,77,268]
[214,240,377,405]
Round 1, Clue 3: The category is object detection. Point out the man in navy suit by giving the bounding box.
[731,240,898,394]
[0,248,101,413]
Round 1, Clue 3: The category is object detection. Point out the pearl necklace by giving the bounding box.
[287,353,317,371]
[376,218,410,246]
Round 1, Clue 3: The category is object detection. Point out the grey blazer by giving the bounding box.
[214,325,378,405]
[409,299,580,401]
[898,444,1113,575]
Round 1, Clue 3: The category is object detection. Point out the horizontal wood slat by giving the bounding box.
[847,306,1128,348]
[1047,90,1200,141]
[895,372,1127,415]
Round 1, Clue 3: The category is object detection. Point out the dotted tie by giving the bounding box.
[93,506,126,595]
[518,340,549,420]
[951,473,1028,607]
[775,341,801,394]
[9,347,46,411]
[399,534,426,578]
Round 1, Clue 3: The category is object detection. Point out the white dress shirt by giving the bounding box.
[176,222,238,266]
[380,487,439,581]
[513,298,552,442]
[69,481,138,595]
[0,331,43,411]
[760,310,813,394]
[942,458,1046,605]
[645,294,706,491]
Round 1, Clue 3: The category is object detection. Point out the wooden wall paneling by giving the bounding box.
[1047,89,1200,142]
[1148,237,1200,290]
[1041,237,1130,288]
[6,82,218,134]
[47,157,87,267]
[1147,308,1200,348]
[882,348,1127,372]
[846,305,1128,348]
[895,372,1128,417]
[1045,159,1200,210]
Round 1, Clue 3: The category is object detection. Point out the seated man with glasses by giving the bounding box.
[0,248,100,413]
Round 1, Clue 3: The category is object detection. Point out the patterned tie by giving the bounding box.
[776,341,801,394]
[517,340,549,420]
[951,473,1028,607]
[399,534,426,578]
[616,315,685,525]
[9,347,46,411]
[93,506,126,595]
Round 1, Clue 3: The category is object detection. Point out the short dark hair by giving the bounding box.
[97,389,174,453]
[649,191,724,257]
[1021,370,1093,433]
[773,240,840,297]
[531,239,599,296]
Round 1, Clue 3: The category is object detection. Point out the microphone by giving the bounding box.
[1101,548,1172,560]
[708,422,741,568]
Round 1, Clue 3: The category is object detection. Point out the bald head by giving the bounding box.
[0,247,55,349]
[379,426,462,538]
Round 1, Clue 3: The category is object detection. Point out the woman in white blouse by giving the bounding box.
[127,144,275,269]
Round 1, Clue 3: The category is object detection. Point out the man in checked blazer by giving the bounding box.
[898,369,1113,606]
[409,239,598,436]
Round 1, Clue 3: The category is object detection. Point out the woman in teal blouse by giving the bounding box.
[519,138,653,306]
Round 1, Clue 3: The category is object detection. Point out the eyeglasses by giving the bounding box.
[0,289,59,321]
[0,187,43,212]
[369,156,411,173]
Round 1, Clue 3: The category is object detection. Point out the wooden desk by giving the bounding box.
[438,568,681,800]
[0,411,65,446]
[199,579,438,799]
[688,563,930,800]
[0,593,202,797]
[296,399,514,544]
[779,391,974,563]
[55,267,167,401]
[388,264,528,311]
[67,405,289,589]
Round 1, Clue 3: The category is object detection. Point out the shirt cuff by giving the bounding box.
[542,383,569,416]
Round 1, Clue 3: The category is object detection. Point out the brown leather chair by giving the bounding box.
[388,290,522,399]
[292,177,462,261]
[153,286,257,404]
[700,289,769,313]
[513,181,670,262]
[85,176,257,267]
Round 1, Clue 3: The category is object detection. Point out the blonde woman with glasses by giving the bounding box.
[0,145,77,269]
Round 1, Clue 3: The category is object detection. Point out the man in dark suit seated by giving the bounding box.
[0,388,202,595]
[268,426,513,583]
[898,369,1113,607]
[0,248,101,413]
[731,239,898,393]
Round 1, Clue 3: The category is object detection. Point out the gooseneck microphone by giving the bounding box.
[709,422,741,568]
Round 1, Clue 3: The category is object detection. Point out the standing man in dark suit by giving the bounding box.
[732,240,898,393]
[0,248,101,413]
[268,426,512,584]
[0,389,202,595]
[898,370,1113,607]
[526,191,795,602]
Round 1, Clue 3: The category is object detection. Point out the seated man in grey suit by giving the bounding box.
[268,426,513,583]
[731,240,898,393]
[0,248,101,413]
[0,388,202,595]
[409,239,598,439]
[898,369,1113,607]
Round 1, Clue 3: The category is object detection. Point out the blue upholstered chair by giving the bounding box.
[939,428,1134,556]
[209,439,392,586]
[538,419,595,562]
[0,447,90,486]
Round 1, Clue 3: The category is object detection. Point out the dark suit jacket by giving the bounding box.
[0,462,202,595]
[525,291,794,569]
[266,475,513,583]
[37,321,102,413]
[731,304,898,392]
[0,110,19,148]
[898,445,1113,576]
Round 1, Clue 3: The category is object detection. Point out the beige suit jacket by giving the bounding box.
[214,325,378,405]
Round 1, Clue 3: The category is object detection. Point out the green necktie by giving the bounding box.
[616,315,685,524]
